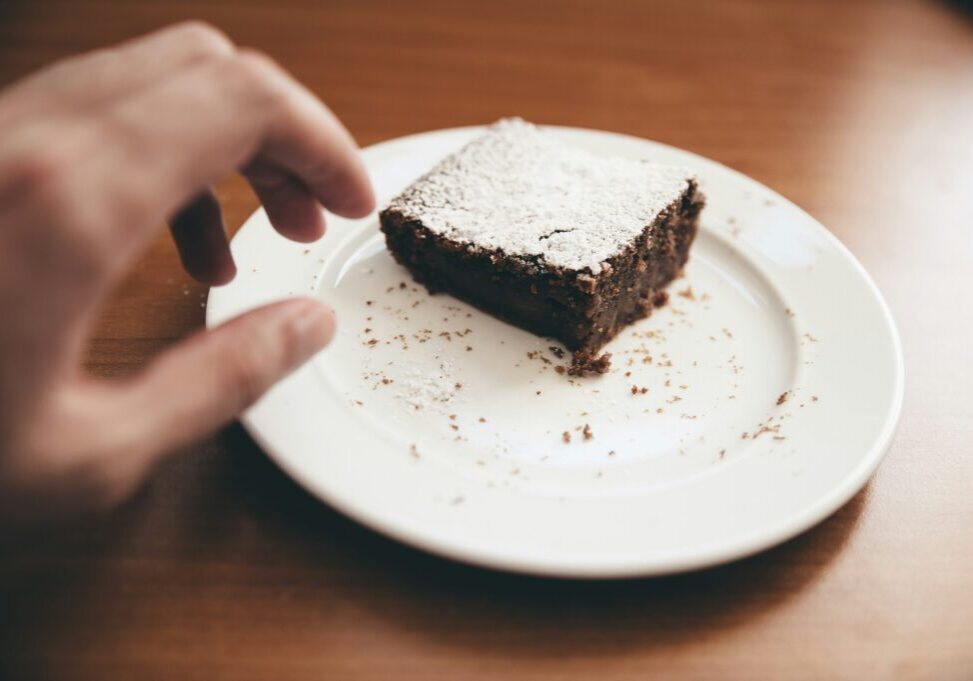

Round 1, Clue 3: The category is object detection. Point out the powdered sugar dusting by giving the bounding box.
[395,359,459,412]
[387,118,694,273]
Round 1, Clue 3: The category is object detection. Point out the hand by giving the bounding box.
[0,22,375,529]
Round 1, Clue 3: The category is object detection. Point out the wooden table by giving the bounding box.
[2,1,972,678]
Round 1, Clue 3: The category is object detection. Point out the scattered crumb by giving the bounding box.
[777,391,789,406]
[478,417,486,423]
[752,424,781,439]
[568,352,612,376]
[562,431,571,443]
[719,449,726,458]
[549,346,565,359]
[582,424,593,440]
[677,286,696,301]
[409,444,420,459]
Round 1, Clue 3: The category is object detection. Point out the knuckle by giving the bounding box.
[232,49,289,100]
[8,146,73,201]
[171,20,235,59]
[236,48,283,79]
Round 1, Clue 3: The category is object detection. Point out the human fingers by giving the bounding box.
[88,49,373,250]
[243,159,325,243]
[168,189,236,285]
[118,297,333,462]
[0,297,335,521]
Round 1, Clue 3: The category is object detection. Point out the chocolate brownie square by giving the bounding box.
[379,119,704,374]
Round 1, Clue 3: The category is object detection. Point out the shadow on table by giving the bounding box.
[223,423,870,659]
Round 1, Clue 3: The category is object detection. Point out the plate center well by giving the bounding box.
[315,222,799,497]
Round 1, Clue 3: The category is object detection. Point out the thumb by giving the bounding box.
[124,297,334,460]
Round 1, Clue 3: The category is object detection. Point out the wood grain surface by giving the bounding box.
[1,1,972,679]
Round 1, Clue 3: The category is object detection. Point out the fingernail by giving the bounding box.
[286,300,335,365]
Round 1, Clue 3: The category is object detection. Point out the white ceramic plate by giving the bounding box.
[207,125,903,578]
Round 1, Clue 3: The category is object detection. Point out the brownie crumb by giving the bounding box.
[562,431,571,443]
[582,424,593,440]
[549,346,565,359]
[776,391,788,406]
[554,365,566,375]
[478,417,486,423]
[568,351,612,376]
[652,290,669,307]
[677,286,695,300]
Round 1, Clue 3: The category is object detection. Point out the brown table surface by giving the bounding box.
[2,0,972,678]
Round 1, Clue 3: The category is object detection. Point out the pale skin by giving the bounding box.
[0,22,376,530]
